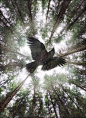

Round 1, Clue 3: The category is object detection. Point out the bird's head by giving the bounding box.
[48,48,55,58]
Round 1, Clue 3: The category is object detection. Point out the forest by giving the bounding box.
[0,0,86,118]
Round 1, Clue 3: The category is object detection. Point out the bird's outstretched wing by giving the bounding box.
[27,37,47,60]
[42,57,66,70]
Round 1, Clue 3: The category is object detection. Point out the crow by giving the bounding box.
[26,37,66,73]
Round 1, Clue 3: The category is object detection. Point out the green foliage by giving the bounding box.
[0,0,86,117]
[41,0,48,13]
[55,35,63,43]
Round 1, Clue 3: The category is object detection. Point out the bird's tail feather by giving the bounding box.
[26,61,39,73]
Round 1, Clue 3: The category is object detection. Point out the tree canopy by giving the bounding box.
[0,0,86,117]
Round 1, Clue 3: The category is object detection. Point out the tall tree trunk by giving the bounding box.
[0,18,13,34]
[67,61,86,67]
[27,0,32,20]
[67,6,86,30]
[14,0,24,23]
[78,23,86,37]
[67,0,85,24]
[0,74,31,113]
[79,69,86,75]
[32,87,36,117]
[45,94,52,117]
[0,10,11,25]
[75,96,86,106]
[46,0,51,21]
[51,85,72,118]
[58,44,86,57]
[61,85,85,116]
[27,0,36,36]
[0,44,29,58]
[47,0,71,45]
[48,91,58,118]
[11,0,17,12]
[68,40,86,50]
[0,61,24,72]
[38,98,43,117]
[47,102,51,117]
[0,17,20,40]
[70,81,86,91]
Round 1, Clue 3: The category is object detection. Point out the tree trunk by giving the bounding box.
[51,85,72,118]
[47,0,71,45]
[45,94,52,118]
[46,0,51,21]
[67,0,85,24]
[0,61,24,72]
[61,85,85,116]
[58,44,86,57]
[14,0,24,23]
[78,23,86,37]
[32,87,36,117]
[48,91,58,118]
[0,18,13,34]
[0,44,29,58]
[38,99,43,117]
[27,0,32,20]
[0,74,30,113]
[70,81,86,91]
[11,0,17,12]
[68,40,86,50]
[79,70,86,75]
[67,6,86,30]
[0,10,11,25]
[27,0,36,36]
[47,102,51,118]
[67,61,86,67]
[75,96,86,106]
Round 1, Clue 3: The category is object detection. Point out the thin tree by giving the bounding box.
[47,0,71,45]
[27,0,36,36]
[0,44,29,58]
[48,91,58,118]
[50,87,72,118]
[0,74,31,113]
[66,0,85,25]
[58,44,86,57]
[0,18,13,34]
[46,0,51,21]
[0,10,11,25]
[14,0,24,23]
[70,80,86,91]
[60,85,85,116]
[67,6,86,30]
[67,61,86,67]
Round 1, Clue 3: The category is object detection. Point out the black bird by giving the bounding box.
[26,37,66,73]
